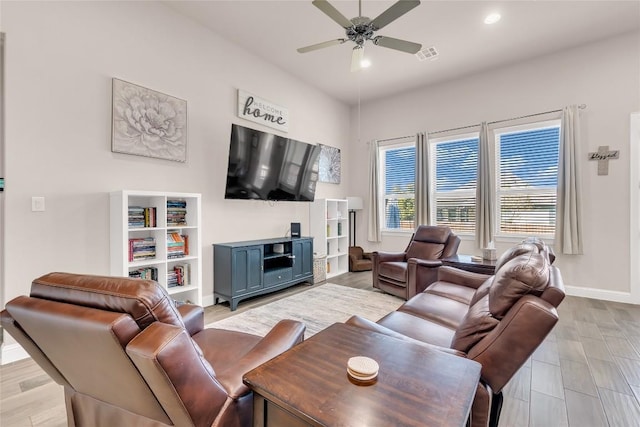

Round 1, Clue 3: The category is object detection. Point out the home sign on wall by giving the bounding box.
[237,89,289,132]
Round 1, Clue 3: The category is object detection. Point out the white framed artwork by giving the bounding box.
[112,78,187,162]
[318,144,341,184]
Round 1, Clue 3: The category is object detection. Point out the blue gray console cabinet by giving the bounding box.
[213,237,314,311]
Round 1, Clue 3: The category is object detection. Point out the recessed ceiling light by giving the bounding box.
[484,13,501,25]
[360,58,371,68]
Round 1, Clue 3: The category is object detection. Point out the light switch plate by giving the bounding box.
[32,196,45,212]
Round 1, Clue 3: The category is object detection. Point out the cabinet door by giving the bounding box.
[232,246,263,295]
[293,239,313,279]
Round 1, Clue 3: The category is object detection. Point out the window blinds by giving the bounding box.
[497,126,560,235]
[434,138,478,234]
[384,146,416,229]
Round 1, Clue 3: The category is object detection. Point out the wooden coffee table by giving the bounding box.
[243,323,481,427]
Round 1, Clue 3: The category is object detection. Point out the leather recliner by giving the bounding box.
[372,225,460,300]
[349,238,564,427]
[0,272,305,427]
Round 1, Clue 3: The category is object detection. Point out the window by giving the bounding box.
[495,121,560,237]
[431,135,478,235]
[380,143,415,231]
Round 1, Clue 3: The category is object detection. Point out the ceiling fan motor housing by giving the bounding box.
[347,16,375,46]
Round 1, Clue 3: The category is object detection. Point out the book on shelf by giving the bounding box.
[167,263,191,288]
[128,237,156,262]
[167,199,187,227]
[143,207,157,228]
[129,266,158,281]
[167,232,188,259]
[128,206,157,228]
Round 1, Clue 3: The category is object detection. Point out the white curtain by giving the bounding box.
[475,122,494,249]
[556,105,583,254]
[415,131,430,226]
[368,140,382,242]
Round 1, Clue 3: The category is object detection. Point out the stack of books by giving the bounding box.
[129,267,158,280]
[128,237,156,262]
[128,206,156,228]
[128,206,145,227]
[167,232,188,259]
[167,264,191,288]
[167,200,187,227]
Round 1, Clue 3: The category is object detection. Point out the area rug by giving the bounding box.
[206,284,403,337]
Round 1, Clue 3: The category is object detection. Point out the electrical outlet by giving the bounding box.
[32,196,45,212]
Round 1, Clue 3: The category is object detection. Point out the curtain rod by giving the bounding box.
[376,104,587,143]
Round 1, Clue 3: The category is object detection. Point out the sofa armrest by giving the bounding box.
[363,252,373,260]
[177,303,204,336]
[374,251,406,263]
[345,315,465,357]
[217,319,305,398]
[407,259,443,297]
[408,258,443,268]
[540,265,565,308]
[437,266,491,289]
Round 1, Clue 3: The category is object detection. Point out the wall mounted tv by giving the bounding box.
[224,124,321,201]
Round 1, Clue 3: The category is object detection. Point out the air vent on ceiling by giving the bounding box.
[415,46,439,62]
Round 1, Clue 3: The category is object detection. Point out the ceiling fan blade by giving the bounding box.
[297,38,347,53]
[374,36,422,54]
[350,46,364,72]
[312,0,353,29]
[370,0,420,30]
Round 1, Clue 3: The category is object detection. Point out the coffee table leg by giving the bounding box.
[253,394,266,427]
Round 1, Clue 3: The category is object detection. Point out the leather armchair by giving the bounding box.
[1,272,305,427]
[372,225,460,300]
[348,246,373,272]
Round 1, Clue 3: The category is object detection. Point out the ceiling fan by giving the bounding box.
[297,0,422,72]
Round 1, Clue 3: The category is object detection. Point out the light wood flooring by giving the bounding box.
[1,272,640,426]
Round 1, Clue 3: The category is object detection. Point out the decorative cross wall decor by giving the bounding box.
[588,145,619,175]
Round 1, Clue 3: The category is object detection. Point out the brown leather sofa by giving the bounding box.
[372,225,460,300]
[1,272,305,427]
[348,238,564,427]
[348,246,373,271]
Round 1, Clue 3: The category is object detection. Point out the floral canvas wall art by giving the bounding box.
[112,78,187,162]
[318,144,341,184]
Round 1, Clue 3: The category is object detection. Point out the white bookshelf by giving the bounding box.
[310,198,349,279]
[110,190,202,305]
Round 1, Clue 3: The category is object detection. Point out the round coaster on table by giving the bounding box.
[347,356,379,381]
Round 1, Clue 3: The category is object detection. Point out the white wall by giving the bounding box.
[349,31,640,301]
[0,0,350,317]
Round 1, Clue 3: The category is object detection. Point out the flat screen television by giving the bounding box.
[224,124,321,201]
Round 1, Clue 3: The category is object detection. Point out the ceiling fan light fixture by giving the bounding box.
[484,12,501,25]
[351,45,364,72]
[360,58,372,68]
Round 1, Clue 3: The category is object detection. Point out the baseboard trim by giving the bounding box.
[202,295,214,307]
[1,343,30,365]
[565,285,639,305]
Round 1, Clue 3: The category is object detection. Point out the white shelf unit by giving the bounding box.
[310,198,349,279]
[110,190,202,305]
